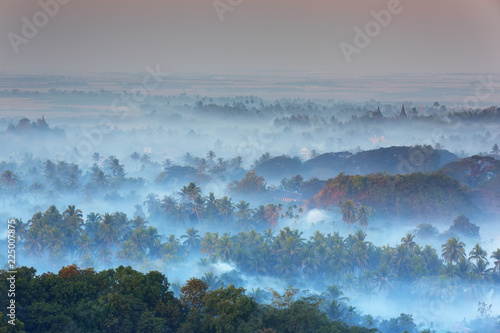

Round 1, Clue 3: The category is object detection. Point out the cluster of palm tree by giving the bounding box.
[156,151,245,184]
[441,237,500,282]
[1,170,18,190]
[1,160,82,194]
[13,202,500,309]
[340,200,371,228]
[143,182,292,230]
[194,229,500,300]
[18,205,163,269]
[0,154,142,199]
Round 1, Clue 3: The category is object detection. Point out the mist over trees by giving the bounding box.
[1,77,500,332]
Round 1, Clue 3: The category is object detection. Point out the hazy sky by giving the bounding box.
[1,0,500,75]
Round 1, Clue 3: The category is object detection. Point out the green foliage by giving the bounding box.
[311,172,470,218]
[202,285,262,333]
[446,214,480,238]
[231,170,267,195]
[0,265,383,333]
[0,265,182,333]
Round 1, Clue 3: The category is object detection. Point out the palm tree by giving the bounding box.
[85,212,101,239]
[86,212,101,224]
[263,228,274,243]
[469,243,488,263]
[235,200,251,220]
[322,285,349,321]
[472,258,493,282]
[139,154,151,168]
[98,213,120,248]
[322,285,349,303]
[203,192,218,221]
[12,218,27,242]
[143,193,160,217]
[97,247,113,268]
[401,233,416,252]
[182,152,194,166]
[23,228,44,260]
[44,228,65,255]
[160,195,177,216]
[248,255,268,277]
[117,240,142,264]
[455,257,471,279]
[179,182,201,203]
[196,158,208,180]
[76,233,95,258]
[235,200,253,230]
[130,215,146,229]
[2,170,17,189]
[63,205,84,247]
[192,195,205,224]
[206,151,216,166]
[252,205,267,228]
[374,264,394,296]
[440,261,459,280]
[181,227,201,251]
[274,254,294,277]
[130,152,140,170]
[230,156,243,169]
[216,157,226,168]
[112,212,130,238]
[301,247,320,279]
[349,230,371,274]
[217,196,234,222]
[329,245,350,278]
[264,204,283,230]
[284,205,296,220]
[164,234,181,252]
[247,287,269,303]
[390,244,411,277]
[357,206,371,227]
[216,234,233,261]
[172,204,189,226]
[324,299,347,321]
[340,200,357,228]
[200,232,218,257]
[491,249,500,276]
[277,235,303,260]
[201,271,221,290]
[352,230,368,244]
[89,168,108,189]
[108,157,125,177]
[162,158,174,170]
[63,205,83,224]
[442,237,466,264]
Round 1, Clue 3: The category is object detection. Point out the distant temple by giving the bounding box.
[5,116,64,138]
[399,104,407,118]
[372,106,383,118]
[37,115,48,129]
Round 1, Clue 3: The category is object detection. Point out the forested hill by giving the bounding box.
[438,155,500,214]
[254,145,457,181]
[307,172,471,220]
[439,155,500,188]
[0,265,378,333]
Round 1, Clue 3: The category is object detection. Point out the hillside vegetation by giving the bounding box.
[308,172,471,219]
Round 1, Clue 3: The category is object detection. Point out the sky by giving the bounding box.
[0,0,500,75]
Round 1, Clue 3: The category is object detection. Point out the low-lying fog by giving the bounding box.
[1,74,499,332]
